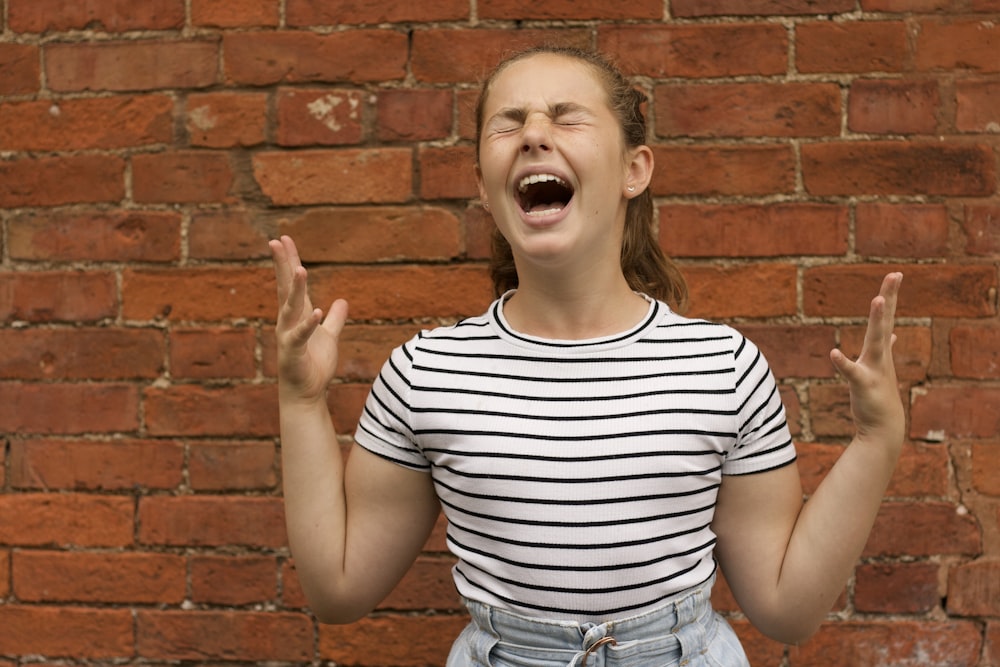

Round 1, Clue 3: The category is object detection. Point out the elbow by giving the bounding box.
[304,589,373,625]
[751,612,824,646]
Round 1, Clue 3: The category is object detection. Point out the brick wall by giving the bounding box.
[1,1,998,665]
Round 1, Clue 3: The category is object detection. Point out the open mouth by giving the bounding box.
[516,173,574,217]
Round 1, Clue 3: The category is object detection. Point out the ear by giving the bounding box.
[475,163,488,205]
[623,145,653,199]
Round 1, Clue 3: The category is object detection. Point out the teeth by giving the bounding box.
[525,207,563,217]
[518,173,566,192]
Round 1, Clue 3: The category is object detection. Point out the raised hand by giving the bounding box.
[269,235,349,403]
[830,272,905,450]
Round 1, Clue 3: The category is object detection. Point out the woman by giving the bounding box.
[269,46,904,666]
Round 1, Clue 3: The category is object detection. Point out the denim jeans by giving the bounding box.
[445,575,749,667]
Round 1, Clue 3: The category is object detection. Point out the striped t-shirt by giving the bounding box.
[354,293,796,623]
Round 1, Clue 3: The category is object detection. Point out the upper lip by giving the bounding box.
[511,166,574,194]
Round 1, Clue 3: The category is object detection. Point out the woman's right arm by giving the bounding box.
[270,236,440,624]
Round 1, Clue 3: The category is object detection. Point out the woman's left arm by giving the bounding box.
[711,273,905,644]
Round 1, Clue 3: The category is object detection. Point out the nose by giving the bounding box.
[520,114,552,154]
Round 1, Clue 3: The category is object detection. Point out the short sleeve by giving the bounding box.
[722,332,797,476]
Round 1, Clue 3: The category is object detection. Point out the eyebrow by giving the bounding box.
[489,102,592,125]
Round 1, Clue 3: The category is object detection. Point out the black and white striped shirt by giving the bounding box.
[355,294,796,622]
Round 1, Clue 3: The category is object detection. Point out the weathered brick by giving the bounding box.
[655,83,840,137]
[734,325,837,379]
[865,502,981,557]
[951,326,1000,379]
[911,386,1000,440]
[186,91,267,148]
[9,0,184,32]
[253,149,413,205]
[971,442,1000,496]
[802,141,995,196]
[191,0,279,27]
[122,268,274,321]
[838,325,933,382]
[0,328,164,380]
[787,620,982,667]
[0,43,40,95]
[456,88,480,141]
[9,438,184,490]
[947,559,1000,616]
[682,264,798,319]
[137,610,312,661]
[916,18,1000,73]
[329,383,375,434]
[224,30,407,85]
[600,23,787,79]
[334,324,422,381]
[377,556,462,611]
[144,384,278,437]
[170,327,256,379]
[672,0,854,15]
[287,0,468,24]
[848,79,941,135]
[377,88,454,142]
[0,383,139,435]
[278,207,462,263]
[956,79,1000,132]
[0,552,9,598]
[650,144,796,196]
[797,442,950,498]
[281,559,308,608]
[465,205,495,260]
[861,0,957,10]
[190,555,278,605]
[46,40,219,92]
[0,606,133,659]
[276,88,364,146]
[188,441,278,491]
[855,203,949,257]
[419,145,479,199]
[660,204,848,257]
[855,562,941,613]
[0,493,134,547]
[13,551,185,603]
[138,495,286,547]
[189,209,273,260]
[8,210,181,262]
[132,151,235,204]
[796,20,907,73]
[0,155,125,207]
[480,0,660,19]
[963,204,1000,256]
[319,615,470,666]
[0,270,117,323]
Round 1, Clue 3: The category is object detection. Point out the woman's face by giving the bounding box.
[476,53,651,275]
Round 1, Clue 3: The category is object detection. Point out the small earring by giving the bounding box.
[627,185,636,192]
[483,201,490,211]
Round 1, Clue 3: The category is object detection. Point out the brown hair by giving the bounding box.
[474,45,688,312]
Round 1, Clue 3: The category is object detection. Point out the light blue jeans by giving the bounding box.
[445,575,749,667]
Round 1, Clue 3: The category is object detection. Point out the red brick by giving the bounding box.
[170,327,256,379]
[378,556,462,611]
[838,324,933,382]
[137,610,312,661]
[9,438,183,490]
[224,30,407,85]
[319,615,470,666]
[8,210,181,262]
[672,0,854,15]
[138,495,286,547]
[465,206,495,260]
[377,88,454,142]
[808,385,853,438]
[186,91,267,148]
[796,21,907,73]
[479,0,660,19]
[0,493,133,547]
[287,0,468,24]
[0,551,8,597]
[13,551,185,604]
[411,28,590,84]
[144,384,278,437]
[855,562,940,613]
[253,149,412,205]
[46,40,218,92]
[191,0,279,27]
[0,43,40,95]
[804,264,997,318]
[916,19,1000,73]
[683,264,798,319]
[0,383,139,435]
[0,270,116,323]
[457,89,479,141]
[988,622,1000,667]
[802,141,995,196]
[0,328,164,380]
[280,207,462,264]
[276,88,364,146]
[420,145,478,199]
[600,24,787,79]
[862,0,957,9]
[947,559,1000,616]
[189,209,273,260]
[650,144,796,196]
[848,79,941,135]
[972,443,1000,496]
[855,203,949,257]
[951,326,1000,379]
[964,204,1000,256]
[190,555,277,605]
[309,265,492,320]
[329,383,371,434]
[122,267,274,321]
[788,620,981,667]
[956,79,1000,132]
[281,560,308,608]
[335,324,422,381]
[0,154,125,207]
[865,502,981,557]
[132,151,234,204]
[735,325,836,379]
[189,441,277,491]
[9,0,183,32]
[911,386,1000,440]
[656,83,839,138]
[728,620,786,666]
[0,606,133,659]
[797,442,950,498]
[661,204,847,258]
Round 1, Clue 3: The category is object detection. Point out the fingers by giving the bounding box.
[831,272,903,378]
